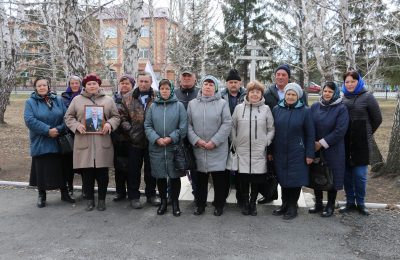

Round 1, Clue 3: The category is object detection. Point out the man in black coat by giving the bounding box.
[221,69,246,207]
[174,69,199,202]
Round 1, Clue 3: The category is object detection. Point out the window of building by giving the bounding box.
[140,26,150,37]
[103,27,117,39]
[105,48,118,60]
[139,48,149,59]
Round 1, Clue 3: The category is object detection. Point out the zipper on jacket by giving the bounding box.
[255,115,258,139]
[203,101,207,173]
[249,104,252,174]
[164,103,168,174]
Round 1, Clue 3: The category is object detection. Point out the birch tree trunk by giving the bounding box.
[123,0,144,76]
[62,0,88,78]
[339,0,356,69]
[0,8,17,125]
[148,0,155,65]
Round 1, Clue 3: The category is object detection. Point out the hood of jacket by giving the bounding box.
[154,94,179,104]
[243,96,266,107]
[196,89,222,102]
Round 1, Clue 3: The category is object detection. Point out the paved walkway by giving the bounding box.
[0,187,359,259]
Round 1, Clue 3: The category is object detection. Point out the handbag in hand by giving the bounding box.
[226,142,238,171]
[308,151,334,191]
[174,140,195,174]
[57,131,74,154]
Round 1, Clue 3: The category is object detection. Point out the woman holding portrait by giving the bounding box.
[64,73,120,211]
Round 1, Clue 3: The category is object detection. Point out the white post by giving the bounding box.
[237,40,269,81]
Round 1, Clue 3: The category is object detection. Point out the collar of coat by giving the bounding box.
[278,98,304,109]
[196,90,222,102]
[129,87,155,99]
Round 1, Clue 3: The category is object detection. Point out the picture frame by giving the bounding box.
[84,105,105,134]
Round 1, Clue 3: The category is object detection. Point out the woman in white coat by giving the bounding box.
[231,81,275,216]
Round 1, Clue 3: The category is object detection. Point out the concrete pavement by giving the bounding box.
[0,187,360,259]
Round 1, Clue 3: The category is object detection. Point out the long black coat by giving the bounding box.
[342,89,382,166]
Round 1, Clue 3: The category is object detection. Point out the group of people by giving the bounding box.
[24,64,382,220]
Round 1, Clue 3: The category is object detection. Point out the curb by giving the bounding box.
[2,181,400,209]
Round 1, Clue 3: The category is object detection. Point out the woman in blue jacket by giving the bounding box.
[310,82,349,217]
[144,79,187,216]
[272,83,315,220]
[24,77,75,208]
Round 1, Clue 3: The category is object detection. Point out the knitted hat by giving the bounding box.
[119,74,136,87]
[201,75,219,92]
[284,82,303,99]
[82,73,102,87]
[226,69,241,82]
[275,64,291,78]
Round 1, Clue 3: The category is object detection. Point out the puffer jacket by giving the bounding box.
[144,95,187,179]
[64,89,120,169]
[342,89,382,166]
[272,99,315,187]
[187,91,232,173]
[24,92,66,157]
[120,87,155,149]
[231,97,275,174]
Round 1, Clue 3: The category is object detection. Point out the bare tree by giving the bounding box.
[339,0,356,69]
[0,4,17,125]
[123,0,143,76]
[61,0,88,78]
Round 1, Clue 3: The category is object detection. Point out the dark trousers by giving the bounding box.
[225,170,241,201]
[240,180,259,202]
[281,187,301,206]
[157,178,181,200]
[115,168,128,196]
[81,168,109,200]
[313,189,337,205]
[127,146,156,200]
[194,171,229,208]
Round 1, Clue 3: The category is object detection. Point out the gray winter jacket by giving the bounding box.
[144,95,187,179]
[187,91,232,173]
[231,97,275,174]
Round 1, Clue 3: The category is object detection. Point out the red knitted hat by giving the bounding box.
[82,73,102,87]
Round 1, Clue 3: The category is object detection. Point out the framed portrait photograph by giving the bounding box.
[84,105,105,134]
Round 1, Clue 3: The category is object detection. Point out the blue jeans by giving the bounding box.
[343,165,368,206]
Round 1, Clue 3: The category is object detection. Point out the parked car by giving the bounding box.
[305,82,321,94]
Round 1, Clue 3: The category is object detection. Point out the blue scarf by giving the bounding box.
[65,86,82,101]
[342,75,365,96]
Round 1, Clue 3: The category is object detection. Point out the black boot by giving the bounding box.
[309,190,323,214]
[249,201,257,216]
[357,205,370,216]
[37,190,46,208]
[273,188,288,216]
[61,189,76,203]
[283,204,298,220]
[193,206,205,215]
[322,190,337,217]
[214,207,223,216]
[339,203,357,214]
[157,198,167,215]
[242,196,250,215]
[97,200,106,211]
[249,193,258,216]
[172,200,181,217]
[85,200,95,211]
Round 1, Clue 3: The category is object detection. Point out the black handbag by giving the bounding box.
[308,152,334,191]
[57,131,74,154]
[173,140,196,173]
